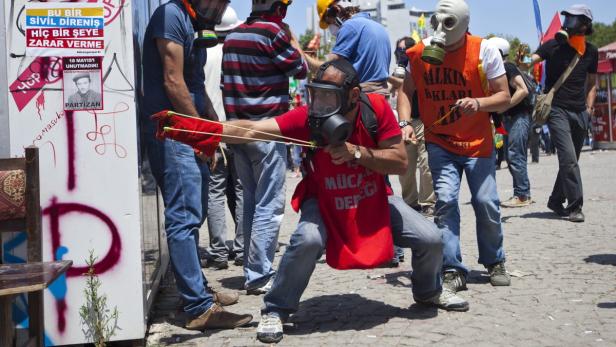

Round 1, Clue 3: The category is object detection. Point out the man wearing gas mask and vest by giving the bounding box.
[222,0,307,296]
[530,5,598,223]
[141,0,253,331]
[398,0,512,293]
[302,0,391,96]
[152,58,470,344]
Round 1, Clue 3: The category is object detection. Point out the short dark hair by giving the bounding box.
[314,58,360,89]
[396,36,416,50]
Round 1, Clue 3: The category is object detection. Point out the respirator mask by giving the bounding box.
[422,0,469,65]
[306,81,354,146]
[555,15,592,45]
[184,0,230,49]
[326,1,353,37]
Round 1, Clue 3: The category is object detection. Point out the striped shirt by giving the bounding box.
[222,19,307,120]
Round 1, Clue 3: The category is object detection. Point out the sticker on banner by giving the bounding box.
[62,57,104,111]
[25,3,105,57]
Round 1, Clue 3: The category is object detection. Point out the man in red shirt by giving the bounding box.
[155,59,469,343]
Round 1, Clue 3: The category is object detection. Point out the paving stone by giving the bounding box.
[146,150,616,346]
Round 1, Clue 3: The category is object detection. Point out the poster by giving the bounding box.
[62,57,103,111]
[25,2,105,57]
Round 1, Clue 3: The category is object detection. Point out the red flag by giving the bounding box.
[534,12,562,83]
[543,12,562,43]
[151,111,222,156]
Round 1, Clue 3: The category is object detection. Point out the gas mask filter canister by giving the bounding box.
[421,0,470,65]
[306,82,353,146]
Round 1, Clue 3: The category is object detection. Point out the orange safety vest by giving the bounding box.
[407,34,493,158]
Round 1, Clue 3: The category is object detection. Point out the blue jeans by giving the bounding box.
[504,112,531,198]
[262,196,443,319]
[142,119,213,317]
[205,148,244,262]
[232,142,287,289]
[427,143,505,276]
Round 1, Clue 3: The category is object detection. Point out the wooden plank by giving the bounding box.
[0,260,72,296]
[0,158,25,171]
[25,147,41,263]
[0,219,26,233]
[0,295,15,347]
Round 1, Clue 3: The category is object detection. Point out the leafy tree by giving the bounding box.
[588,20,616,49]
[299,29,314,50]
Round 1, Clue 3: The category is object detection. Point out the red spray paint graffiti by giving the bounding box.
[43,197,122,277]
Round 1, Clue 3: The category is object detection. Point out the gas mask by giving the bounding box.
[422,0,469,65]
[183,0,230,49]
[393,47,410,78]
[555,15,592,45]
[306,82,353,146]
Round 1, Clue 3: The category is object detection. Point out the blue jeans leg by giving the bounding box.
[427,144,466,275]
[145,133,213,317]
[205,150,230,262]
[504,113,531,198]
[233,142,287,289]
[263,196,443,318]
[462,148,506,267]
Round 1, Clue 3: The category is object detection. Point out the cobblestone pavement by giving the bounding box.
[146,150,616,347]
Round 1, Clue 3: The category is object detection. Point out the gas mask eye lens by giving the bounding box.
[444,17,456,30]
[430,15,439,30]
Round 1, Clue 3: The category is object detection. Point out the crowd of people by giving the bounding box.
[140,0,599,343]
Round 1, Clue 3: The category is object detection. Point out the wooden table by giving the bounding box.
[0,260,72,347]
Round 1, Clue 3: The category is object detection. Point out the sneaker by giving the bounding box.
[256,313,284,343]
[185,304,252,330]
[207,287,239,306]
[415,288,469,312]
[246,277,274,295]
[501,196,532,208]
[547,200,568,217]
[487,262,511,286]
[569,208,585,223]
[442,270,467,292]
[201,258,228,270]
[421,205,435,217]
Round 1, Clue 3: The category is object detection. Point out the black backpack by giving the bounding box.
[514,65,539,109]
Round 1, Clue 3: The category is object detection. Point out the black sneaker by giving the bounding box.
[201,259,228,270]
[233,257,244,266]
[569,208,585,223]
[443,270,467,292]
[547,200,568,217]
[487,262,511,286]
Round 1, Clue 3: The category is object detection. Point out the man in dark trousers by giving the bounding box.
[530,4,598,222]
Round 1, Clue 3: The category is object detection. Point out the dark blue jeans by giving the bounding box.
[504,112,531,198]
[142,118,213,317]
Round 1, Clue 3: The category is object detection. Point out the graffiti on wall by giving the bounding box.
[2,0,144,345]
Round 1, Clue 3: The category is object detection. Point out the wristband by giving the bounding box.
[474,98,481,111]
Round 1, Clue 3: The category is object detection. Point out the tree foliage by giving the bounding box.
[588,20,616,49]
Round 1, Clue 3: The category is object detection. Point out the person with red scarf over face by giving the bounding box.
[154,59,469,343]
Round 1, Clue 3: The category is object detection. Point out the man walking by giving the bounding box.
[489,37,533,207]
[222,0,307,294]
[399,0,512,292]
[531,4,598,222]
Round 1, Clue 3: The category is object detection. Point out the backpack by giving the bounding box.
[359,92,379,143]
[514,65,539,109]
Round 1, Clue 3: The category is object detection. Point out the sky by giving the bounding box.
[232,0,616,49]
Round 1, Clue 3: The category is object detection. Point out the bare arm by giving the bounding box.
[388,75,403,89]
[586,73,598,114]
[505,75,529,111]
[304,52,341,72]
[156,38,200,117]
[326,135,408,175]
[221,118,282,144]
[457,74,511,114]
[395,73,417,143]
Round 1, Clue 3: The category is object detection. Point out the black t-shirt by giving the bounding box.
[536,39,598,112]
[504,62,531,116]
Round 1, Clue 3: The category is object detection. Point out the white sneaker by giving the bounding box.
[256,313,283,343]
[415,288,469,312]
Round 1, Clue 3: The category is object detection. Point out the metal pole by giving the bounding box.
[608,73,613,143]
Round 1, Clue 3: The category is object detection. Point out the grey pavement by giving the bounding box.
[146,149,616,347]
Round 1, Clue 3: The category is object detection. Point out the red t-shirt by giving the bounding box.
[275,93,401,200]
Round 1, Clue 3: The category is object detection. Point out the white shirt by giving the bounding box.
[407,37,506,80]
[204,43,226,121]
